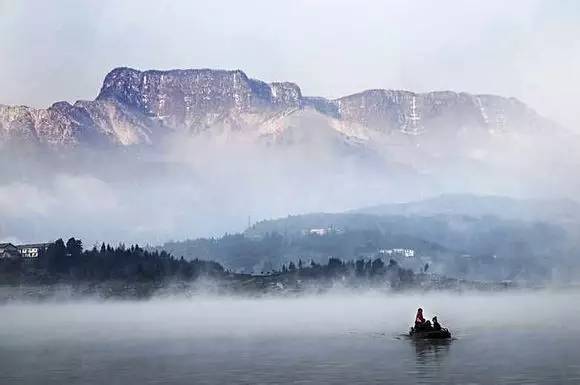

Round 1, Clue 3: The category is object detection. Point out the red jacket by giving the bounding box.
[415,311,425,324]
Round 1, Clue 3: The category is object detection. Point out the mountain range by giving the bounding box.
[2,67,579,246]
[0,67,560,148]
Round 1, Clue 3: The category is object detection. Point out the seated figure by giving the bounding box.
[414,308,432,331]
[432,316,442,331]
[415,308,425,327]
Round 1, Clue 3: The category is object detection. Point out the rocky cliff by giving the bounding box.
[0,67,558,147]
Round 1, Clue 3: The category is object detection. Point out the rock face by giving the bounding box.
[334,90,550,135]
[96,68,302,132]
[0,67,558,147]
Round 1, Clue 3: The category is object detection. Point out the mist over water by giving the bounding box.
[2,290,580,384]
[2,290,578,340]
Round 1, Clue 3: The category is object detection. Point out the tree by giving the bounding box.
[371,258,385,275]
[355,259,365,275]
[66,238,83,259]
[327,258,343,272]
[46,238,67,274]
[365,259,372,273]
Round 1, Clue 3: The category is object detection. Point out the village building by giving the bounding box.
[0,243,21,259]
[304,226,343,236]
[0,242,53,259]
[309,228,329,236]
[18,243,52,258]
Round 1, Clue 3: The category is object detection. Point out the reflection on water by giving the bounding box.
[410,338,453,384]
[412,338,452,364]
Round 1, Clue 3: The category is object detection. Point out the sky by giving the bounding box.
[0,0,578,130]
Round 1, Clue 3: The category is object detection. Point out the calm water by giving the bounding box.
[1,291,579,385]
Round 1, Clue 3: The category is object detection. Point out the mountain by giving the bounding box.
[0,67,561,148]
[158,203,571,280]
[354,194,580,225]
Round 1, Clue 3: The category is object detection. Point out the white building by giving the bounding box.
[304,226,343,236]
[309,228,329,236]
[379,248,415,258]
[18,243,52,258]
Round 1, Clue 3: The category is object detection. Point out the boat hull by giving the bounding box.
[409,328,451,339]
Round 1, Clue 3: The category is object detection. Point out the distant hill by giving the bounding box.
[158,206,573,281]
[353,194,580,225]
[246,211,568,257]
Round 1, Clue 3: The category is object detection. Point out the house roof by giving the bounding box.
[18,243,52,249]
[0,243,17,249]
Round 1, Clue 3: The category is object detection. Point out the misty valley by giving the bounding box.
[3,1,580,382]
[3,185,579,384]
[2,192,579,301]
[3,83,580,383]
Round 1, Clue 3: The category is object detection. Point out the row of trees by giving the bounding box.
[277,257,415,286]
[0,238,224,283]
[0,237,415,289]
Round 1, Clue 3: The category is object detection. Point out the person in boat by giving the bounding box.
[432,316,442,331]
[415,308,425,326]
[414,308,432,331]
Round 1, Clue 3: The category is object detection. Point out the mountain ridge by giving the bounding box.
[353,193,580,225]
[0,67,560,147]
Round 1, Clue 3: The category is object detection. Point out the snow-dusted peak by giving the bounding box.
[0,67,560,148]
[269,82,302,108]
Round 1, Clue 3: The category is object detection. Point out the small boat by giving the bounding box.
[409,327,451,339]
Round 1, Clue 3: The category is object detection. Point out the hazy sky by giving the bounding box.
[0,0,578,129]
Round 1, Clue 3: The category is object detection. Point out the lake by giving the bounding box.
[1,290,579,384]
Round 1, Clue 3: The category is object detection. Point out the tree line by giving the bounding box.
[0,237,416,289]
[276,257,415,287]
[0,238,224,284]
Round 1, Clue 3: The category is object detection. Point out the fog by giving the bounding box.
[0,132,400,244]
[2,2,580,384]
[1,290,578,343]
[3,291,580,384]
[1,118,579,247]
[1,2,579,248]
[1,0,580,252]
